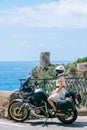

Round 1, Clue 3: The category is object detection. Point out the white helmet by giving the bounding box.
[55,65,65,76]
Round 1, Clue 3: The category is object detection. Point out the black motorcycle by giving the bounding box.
[8,82,81,124]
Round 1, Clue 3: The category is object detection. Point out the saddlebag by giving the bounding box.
[56,98,74,113]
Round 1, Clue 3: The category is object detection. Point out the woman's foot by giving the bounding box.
[51,109,56,116]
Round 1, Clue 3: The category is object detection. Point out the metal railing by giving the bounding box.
[19,77,87,106]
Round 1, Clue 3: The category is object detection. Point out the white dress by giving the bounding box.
[49,76,67,102]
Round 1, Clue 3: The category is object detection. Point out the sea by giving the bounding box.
[0,61,72,91]
[0,61,39,91]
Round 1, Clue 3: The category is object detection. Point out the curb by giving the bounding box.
[78,108,87,116]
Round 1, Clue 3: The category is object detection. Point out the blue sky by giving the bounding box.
[0,0,87,62]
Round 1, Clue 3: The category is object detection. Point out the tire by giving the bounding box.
[8,101,29,122]
[57,108,78,124]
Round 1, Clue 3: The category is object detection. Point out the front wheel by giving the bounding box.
[57,108,78,124]
[8,101,29,122]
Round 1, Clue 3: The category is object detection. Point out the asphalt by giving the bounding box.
[0,116,87,130]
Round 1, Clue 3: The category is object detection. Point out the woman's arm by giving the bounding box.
[52,86,63,94]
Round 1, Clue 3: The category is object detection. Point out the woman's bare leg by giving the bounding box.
[47,98,56,112]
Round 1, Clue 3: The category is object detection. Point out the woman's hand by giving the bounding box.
[51,91,55,94]
[51,88,59,94]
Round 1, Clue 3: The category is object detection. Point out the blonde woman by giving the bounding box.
[47,65,67,113]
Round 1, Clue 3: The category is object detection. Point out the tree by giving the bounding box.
[76,57,87,63]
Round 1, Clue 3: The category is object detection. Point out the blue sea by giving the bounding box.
[0,61,39,91]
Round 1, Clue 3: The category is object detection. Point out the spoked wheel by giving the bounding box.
[8,101,29,122]
[57,108,77,124]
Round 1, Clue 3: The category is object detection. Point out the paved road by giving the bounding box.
[0,116,87,130]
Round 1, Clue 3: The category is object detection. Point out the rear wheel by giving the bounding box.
[8,101,29,122]
[57,108,77,124]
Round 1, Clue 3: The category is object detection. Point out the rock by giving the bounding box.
[77,62,87,72]
[0,91,12,118]
[0,91,21,118]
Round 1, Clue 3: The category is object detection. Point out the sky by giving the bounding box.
[0,0,87,62]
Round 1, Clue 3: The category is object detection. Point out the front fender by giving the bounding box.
[10,98,24,105]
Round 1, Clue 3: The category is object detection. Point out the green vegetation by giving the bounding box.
[76,56,87,63]
[30,64,58,79]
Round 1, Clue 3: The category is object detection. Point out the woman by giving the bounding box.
[47,65,67,113]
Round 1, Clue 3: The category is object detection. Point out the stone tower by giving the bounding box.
[40,52,50,66]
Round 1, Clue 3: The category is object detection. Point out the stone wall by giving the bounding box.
[77,62,87,71]
[0,91,12,118]
[0,91,20,118]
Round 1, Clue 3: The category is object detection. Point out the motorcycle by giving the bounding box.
[8,82,81,124]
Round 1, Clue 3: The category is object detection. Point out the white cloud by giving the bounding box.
[0,0,87,27]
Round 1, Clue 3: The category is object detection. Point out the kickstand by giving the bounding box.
[42,116,49,127]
